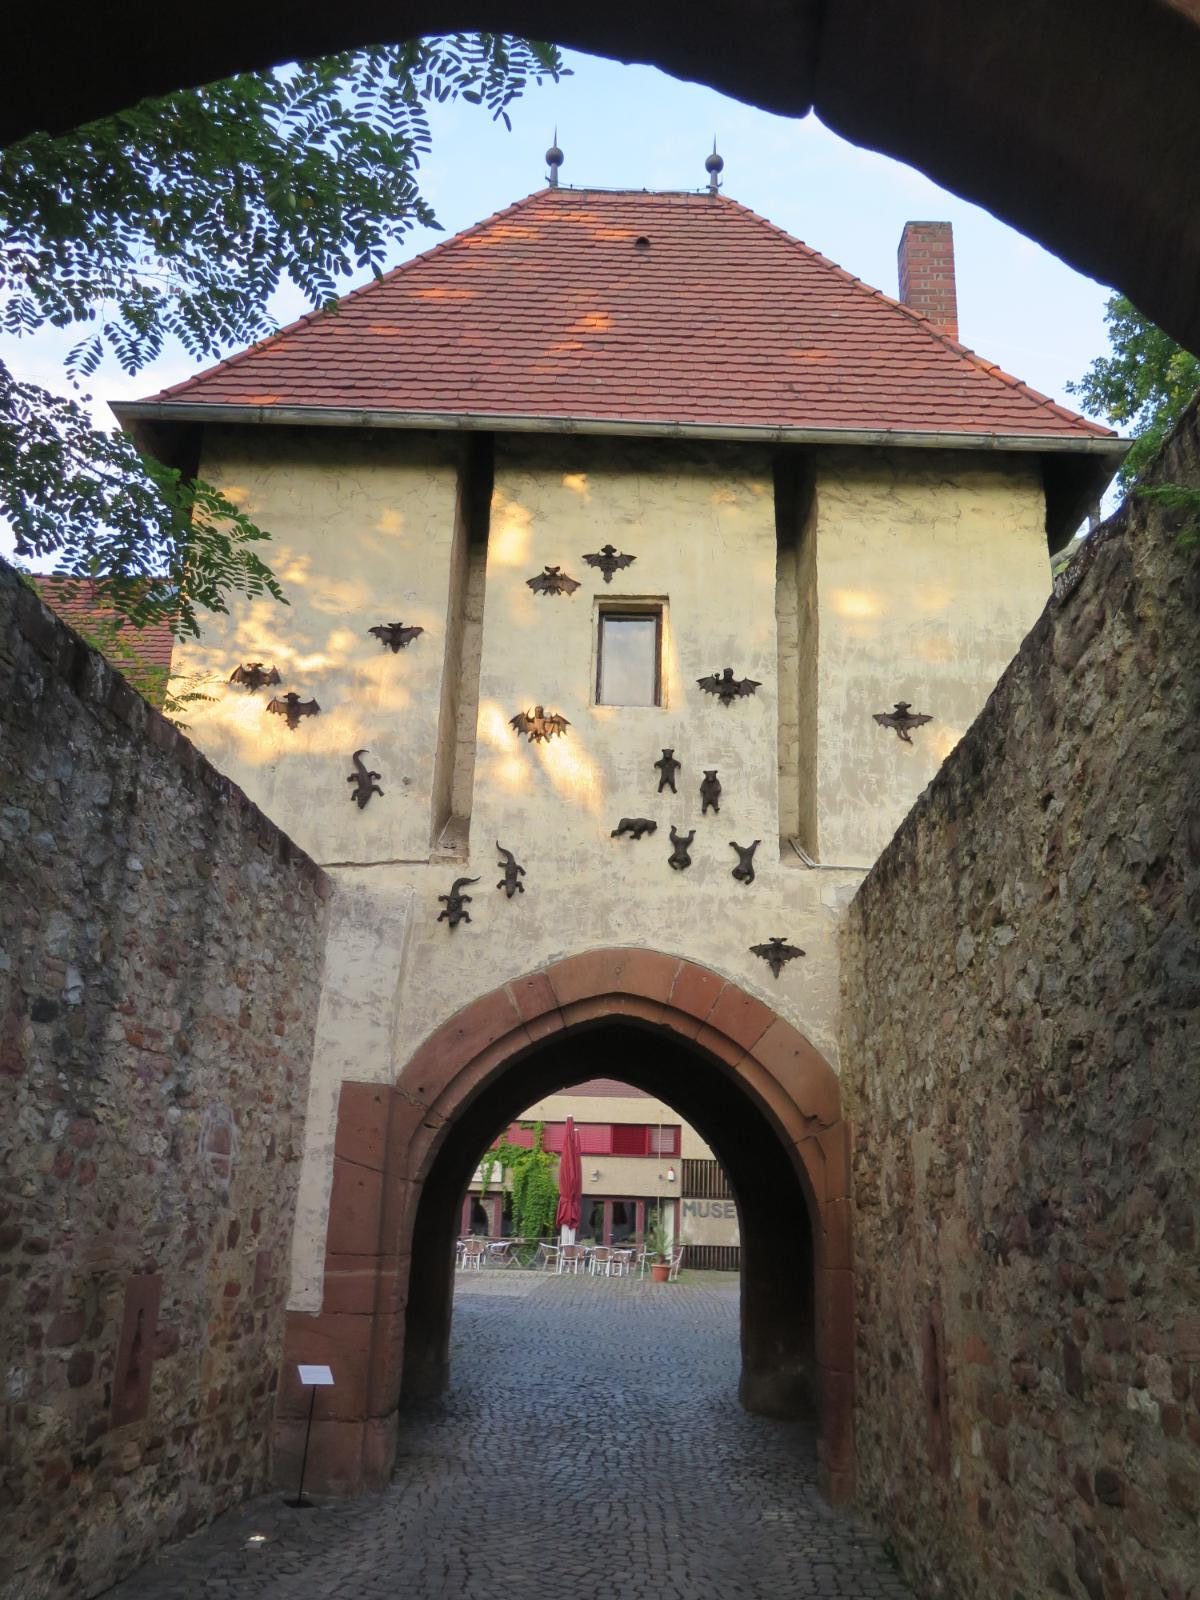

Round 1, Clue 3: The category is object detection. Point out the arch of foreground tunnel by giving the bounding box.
[5,1,1200,355]
[276,950,854,1502]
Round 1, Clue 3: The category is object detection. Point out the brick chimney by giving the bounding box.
[898,221,958,341]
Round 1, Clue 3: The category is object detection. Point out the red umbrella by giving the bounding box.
[555,1115,582,1239]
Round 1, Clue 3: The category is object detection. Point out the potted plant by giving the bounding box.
[645,1207,672,1283]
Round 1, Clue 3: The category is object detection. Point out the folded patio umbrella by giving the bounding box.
[555,1115,582,1242]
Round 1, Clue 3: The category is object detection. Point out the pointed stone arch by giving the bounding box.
[276,949,853,1502]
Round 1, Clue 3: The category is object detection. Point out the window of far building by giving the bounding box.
[595,606,663,706]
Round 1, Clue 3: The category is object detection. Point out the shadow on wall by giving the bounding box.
[841,397,1200,1599]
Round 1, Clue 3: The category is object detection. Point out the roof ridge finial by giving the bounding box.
[705,137,724,195]
[546,128,564,188]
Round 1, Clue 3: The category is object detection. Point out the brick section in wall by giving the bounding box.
[0,559,330,1600]
[840,400,1200,1600]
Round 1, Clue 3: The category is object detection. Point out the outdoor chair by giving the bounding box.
[558,1244,587,1275]
[486,1240,514,1268]
[610,1248,634,1278]
[589,1245,613,1276]
[635,1247,654,1280]
[668,1243,686,1281]
[459,1238,486,1270]
[535,1242,561,1272]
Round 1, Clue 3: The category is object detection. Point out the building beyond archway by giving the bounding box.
[275,951,853,1503]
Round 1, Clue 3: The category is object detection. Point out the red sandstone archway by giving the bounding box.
[276,949,853,1502]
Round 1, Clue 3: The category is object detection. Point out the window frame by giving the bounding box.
[594,601,664,709]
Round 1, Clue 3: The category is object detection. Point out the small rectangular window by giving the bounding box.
[596,609,662,706]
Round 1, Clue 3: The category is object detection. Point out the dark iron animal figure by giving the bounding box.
[229,662,280,691]
[700,770,722,814]
[873,701,933,744]
[583,544,636,583]
[266,692,320,730]
[697,667,761,705]
[667,826,695,871]
[437,877,480,930]
[526,565,581,596]
[496,842,526,897]
[368,621,424,652]
[510,706,571,742]
[654,748,681,794]
[730,839,760,885]
[347,749,383,809]
[750,937,805,978]
[610,817,658,841]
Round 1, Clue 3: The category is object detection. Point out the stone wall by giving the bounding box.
[0,561,330,1599]
[841,403,1200,1598]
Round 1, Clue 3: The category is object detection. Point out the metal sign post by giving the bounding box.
[285,1364,334,1508]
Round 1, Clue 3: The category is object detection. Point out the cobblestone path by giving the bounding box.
[110,1273,914,1599]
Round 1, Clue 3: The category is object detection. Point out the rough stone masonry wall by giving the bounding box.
[0,561,330,1600]
[840,405,1200,1599]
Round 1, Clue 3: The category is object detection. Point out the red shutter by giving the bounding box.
[611,1124,647,1156]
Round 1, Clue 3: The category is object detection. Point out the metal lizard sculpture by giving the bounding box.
[496,843,526,898]
[437,877,480,930]
[347,749,383,809]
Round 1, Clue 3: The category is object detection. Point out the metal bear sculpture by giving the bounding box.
[667,826,695,871]
[654,748,681,794]
[611,818,658,841]
[730,839,760,885]
[700,770,722,815]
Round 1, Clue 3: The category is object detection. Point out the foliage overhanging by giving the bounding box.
[0,35,563,634]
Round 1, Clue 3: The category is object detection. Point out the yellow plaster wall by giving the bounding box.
[811,448,1050,863]
[162,428,1054,1308]
[170,426,463,863]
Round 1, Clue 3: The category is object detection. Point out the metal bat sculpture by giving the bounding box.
[496,842,526,898]
[697,666,761,706]
[369,622,424,653]
[229,662,281,691]
[510,706,571,743]
[750,937,806,978]
[347,750,383,809]
[437,877,480,930]
[582,544,636,584]
[266,692,321,730]
[873,701,933,744]
[526,565,581,596]
[730,840,761,885]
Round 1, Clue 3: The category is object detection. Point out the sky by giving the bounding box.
[0,46,1118,565]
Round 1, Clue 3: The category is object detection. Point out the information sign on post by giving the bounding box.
[285,1365,335,1508]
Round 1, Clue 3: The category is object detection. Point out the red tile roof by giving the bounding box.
[134,187,1113,443]
[32,578,174,672]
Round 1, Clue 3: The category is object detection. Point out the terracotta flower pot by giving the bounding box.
[650,1262,670,1283]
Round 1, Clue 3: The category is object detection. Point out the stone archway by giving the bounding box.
[276,949,852,1502]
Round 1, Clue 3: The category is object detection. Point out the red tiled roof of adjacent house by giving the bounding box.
[32,578,174,671]
[135,187,1114,443]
